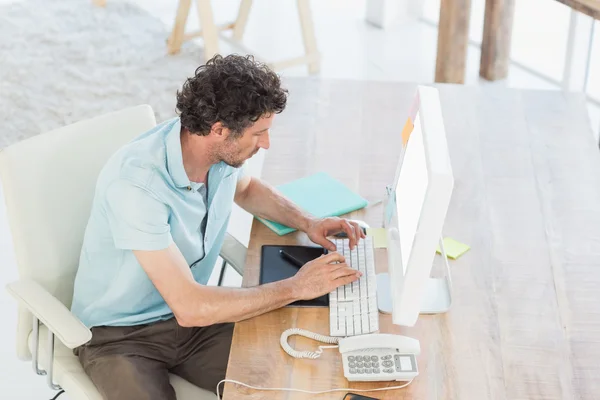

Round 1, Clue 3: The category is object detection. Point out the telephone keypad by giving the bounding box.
[343,353,418,381]
[346,354,400,375]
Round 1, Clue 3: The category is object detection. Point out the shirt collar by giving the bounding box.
[166,118,194,189]
[166,118,229,195]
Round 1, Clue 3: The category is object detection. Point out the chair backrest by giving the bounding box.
[0,105,156,359]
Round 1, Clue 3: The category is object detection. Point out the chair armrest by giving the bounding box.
[6,279,91,349]
[219,232,247,276]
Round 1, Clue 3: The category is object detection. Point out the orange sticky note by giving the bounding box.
[401,117,414,146]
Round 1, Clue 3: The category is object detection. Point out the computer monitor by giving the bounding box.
[376,85,454,327]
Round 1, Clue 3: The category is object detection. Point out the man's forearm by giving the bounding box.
[182,278,299,327]
[235,177,314,232]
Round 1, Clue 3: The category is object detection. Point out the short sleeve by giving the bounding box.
[104,179,172,251]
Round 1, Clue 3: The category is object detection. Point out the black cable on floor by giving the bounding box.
[49,389,65,400]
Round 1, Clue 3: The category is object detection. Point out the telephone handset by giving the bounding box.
[280,329,420,382]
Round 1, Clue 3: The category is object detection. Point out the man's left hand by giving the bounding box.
[305,217,366,251]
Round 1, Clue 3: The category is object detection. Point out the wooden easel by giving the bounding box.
[93,0,320,73]
[167,0,320,73]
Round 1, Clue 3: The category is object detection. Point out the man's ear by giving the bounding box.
[209,122,226,138]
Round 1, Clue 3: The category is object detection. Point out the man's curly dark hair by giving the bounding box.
[176,54,288,138]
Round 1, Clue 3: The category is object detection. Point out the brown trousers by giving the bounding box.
[74,318,234,400]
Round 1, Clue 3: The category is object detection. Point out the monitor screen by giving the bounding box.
[394,111,429,275]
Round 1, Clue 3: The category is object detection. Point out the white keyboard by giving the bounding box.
[329,236,379,337]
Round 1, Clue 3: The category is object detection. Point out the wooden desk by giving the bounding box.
[223,78,600,399]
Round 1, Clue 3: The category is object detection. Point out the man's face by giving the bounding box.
[217,114,273,168]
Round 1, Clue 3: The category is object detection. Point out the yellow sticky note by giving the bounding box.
[366,228,388,248]
[401,117,414,147]
[436,237,470,260]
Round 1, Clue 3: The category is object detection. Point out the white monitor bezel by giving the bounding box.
[385,85,454,327]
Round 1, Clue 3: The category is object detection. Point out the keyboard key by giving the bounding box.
[350,368,357,374]
[371,356,378,362]
[373,368,380,374]
[369,314,379,331]
[353,317,362,334]
[358,368,364,374]
[361,314,369,332]
[346,317,354,336]
[360,298,368,315]
[349,362,356,368]
[357,362,364,368]
[359,276,367,292]
[365,368,372,374]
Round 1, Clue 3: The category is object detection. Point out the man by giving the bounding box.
[71,54,364,399]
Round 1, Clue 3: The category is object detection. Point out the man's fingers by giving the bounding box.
[335,273,361,287]
[332,266,361,280]
[357,222,367,238]
[313,236,336,252]
[349,222,365,240]
[327,262,349,271]
[320,251,345,263]
[342,220,357,248]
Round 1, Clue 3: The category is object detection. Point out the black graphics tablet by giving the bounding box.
[259,244,329,307]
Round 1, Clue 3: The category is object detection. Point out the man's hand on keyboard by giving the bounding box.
[305,217,366,251]
[291,252,362,301]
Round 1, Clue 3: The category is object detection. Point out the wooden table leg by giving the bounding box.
[480,0,516,81]
[196,0,220,61]
[297,0,320,74]
[167,0,192,55]
[233,0,253,42]
[435,0,472,84]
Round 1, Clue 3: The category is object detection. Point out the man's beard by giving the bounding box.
[220,149,246,168]
[223,157,245,168]
[220,147,258,168]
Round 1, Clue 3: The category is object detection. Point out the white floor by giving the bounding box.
[1,0,599,399]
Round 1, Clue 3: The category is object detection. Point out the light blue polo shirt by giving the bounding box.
[71,117,244,328]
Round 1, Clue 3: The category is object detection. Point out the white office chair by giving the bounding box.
[0,105,246,400]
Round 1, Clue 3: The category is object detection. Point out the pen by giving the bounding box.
[279,250,304,268]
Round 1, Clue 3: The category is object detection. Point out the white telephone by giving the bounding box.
[280,329,420,382]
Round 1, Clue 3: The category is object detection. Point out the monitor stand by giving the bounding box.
[376,237,453,315]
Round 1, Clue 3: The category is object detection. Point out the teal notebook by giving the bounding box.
[257,172,369,235]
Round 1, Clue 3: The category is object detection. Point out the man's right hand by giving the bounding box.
[291,252,361,300]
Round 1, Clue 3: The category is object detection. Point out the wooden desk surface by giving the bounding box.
[223,78,600,400]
